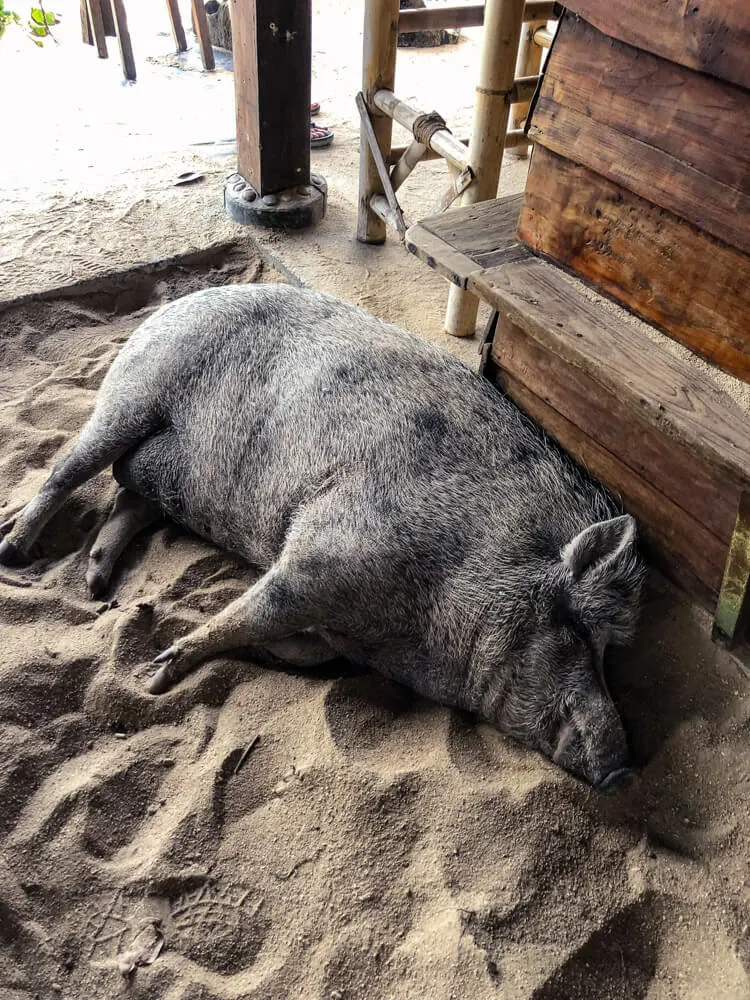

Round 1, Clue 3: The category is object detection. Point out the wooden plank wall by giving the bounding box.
[561,0,750,90]
[527,15,750,254]
[521,10,750,383]
[519,147,750,382]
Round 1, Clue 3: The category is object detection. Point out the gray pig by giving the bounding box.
[0,284,645,789]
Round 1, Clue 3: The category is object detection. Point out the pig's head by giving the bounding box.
[490,514,645,790]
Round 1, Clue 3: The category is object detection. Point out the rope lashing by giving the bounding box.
[412,111,451,145]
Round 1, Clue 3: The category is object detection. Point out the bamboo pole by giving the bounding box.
[388,129,531,164]
[397,0,558,32]
[444,0,526,337]
[373,90,469,171]
[511,19,546,157]
[358,0,400,244]
[390,140,428,192]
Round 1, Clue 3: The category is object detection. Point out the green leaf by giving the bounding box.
[30,6,44,22]
[29,20,46,33]
[31,35,42,44]
[44,10,57,24]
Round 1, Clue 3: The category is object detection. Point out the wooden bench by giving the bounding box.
[406,195,750,652]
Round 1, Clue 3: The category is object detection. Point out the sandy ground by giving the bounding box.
[1,2,750,998]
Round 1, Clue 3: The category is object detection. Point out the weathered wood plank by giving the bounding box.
[110,0,135,80]
[544,16,750,199]
[419,193,524,263]
[85,0,108,58]
[528,18,750,254]
[165,0,187,51]
[470,250,750,488]
[490,312,738,547]
[404,224,484,289]
[496,368,724,606]
[562,0,750,91]
[519,147,750,382]
[191,0,215,70]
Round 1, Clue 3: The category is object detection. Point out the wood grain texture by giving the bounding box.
[495,368,725,606]
[528,15,750,254]
[519,147,750,382]
[489,313,738,547]
[469,251,750,487]
[562,0,750,90]
[418,193,524,265]
[233,0,311,194]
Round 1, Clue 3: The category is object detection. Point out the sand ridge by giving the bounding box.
[0,265,749,1000]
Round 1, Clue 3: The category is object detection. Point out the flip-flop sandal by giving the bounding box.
[310,121,334,148]
[310,101,320,114]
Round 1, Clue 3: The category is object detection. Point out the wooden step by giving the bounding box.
[406,196,750,638]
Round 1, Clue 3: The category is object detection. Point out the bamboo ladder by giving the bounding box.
[356,0,559,335]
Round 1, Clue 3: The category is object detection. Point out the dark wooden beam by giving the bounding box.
[231,0,311,195]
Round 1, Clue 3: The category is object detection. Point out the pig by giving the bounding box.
[0,284,645,789]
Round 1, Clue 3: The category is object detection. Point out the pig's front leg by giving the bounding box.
[149,566,318,694]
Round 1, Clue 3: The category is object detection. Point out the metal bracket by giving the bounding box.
[356,91,408,237]
[438,164,475,212]
[477,309,500,380]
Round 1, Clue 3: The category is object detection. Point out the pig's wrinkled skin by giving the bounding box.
[0,285,646,789]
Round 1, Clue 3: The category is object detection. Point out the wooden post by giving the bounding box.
[357,0,400,244]
[166,0,188,52]
[110,0,135,80]
[444,0,526,336]
[86,0,108,58]
[80,0,93,45]
[191,0,215,70]
[225,0,326,228]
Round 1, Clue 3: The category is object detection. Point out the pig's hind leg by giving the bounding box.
[86,488,163,599]
[0,399,161,567]
[148,564,326,694]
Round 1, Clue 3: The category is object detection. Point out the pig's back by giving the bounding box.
[112,284,609,567]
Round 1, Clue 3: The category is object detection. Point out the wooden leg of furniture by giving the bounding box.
[444,0,526,336]
[357,0,400,245]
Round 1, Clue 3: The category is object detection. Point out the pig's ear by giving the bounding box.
[562,515,637,581]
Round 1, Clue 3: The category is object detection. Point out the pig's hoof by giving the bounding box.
[0,538,27,567]
[149,647,178,695]
[597,766,637,794]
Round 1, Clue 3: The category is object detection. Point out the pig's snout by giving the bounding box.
[552,693,633,791]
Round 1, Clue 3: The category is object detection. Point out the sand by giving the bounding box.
[1,259,750,1000]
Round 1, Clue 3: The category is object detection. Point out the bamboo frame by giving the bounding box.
[356,0,553,257]
[388,129,531,164]
[390,140,429,192]
[373,90,470,171]
[444,0,527,336]
[397,0,558,32]
[358,0,400,244]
